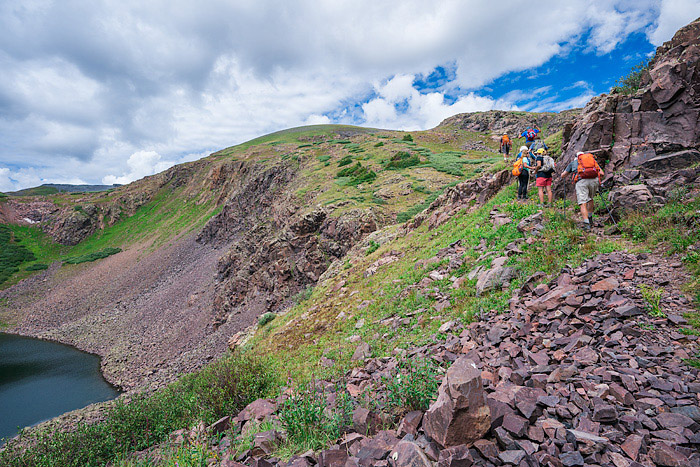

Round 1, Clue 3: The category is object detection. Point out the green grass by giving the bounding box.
[383,358,440,413]
[63,247,122,265]
[386,151,421,170]
[0,225,38,286]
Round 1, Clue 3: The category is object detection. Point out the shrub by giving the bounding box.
[374,142,384,147]
[317,155,331,163]
[402,134,413,142]
[63,247,121,265]
[386,151,421,170]
[335,163,376,186]
[612,57,652,95]
[337,156,353,167]
[383,358,440,413]
[426,152,465,176]
[26,263,49,271]
[258,312,276,326]
[366,240,380,256]
[279,383,352,451]
[293,285,313,304]
[0,225,37,285]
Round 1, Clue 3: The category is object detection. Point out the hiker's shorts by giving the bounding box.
[575,178,599,204]
[536,177,552,187]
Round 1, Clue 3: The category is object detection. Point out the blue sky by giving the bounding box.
[0,1,698,190]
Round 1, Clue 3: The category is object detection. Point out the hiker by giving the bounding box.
[528,138,548,154]
[534,148,555,205]
[561,151,605,231]
[513,146,536,200]
[520,126,540,148]
[500,134,511,161]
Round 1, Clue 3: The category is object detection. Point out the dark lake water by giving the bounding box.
[0,333,121,443]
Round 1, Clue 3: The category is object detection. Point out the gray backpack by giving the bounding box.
[541,155,555,173]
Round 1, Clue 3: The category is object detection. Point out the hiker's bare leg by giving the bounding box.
[546,186,553,204]
[538,187,544,203]
[580,202,589,221]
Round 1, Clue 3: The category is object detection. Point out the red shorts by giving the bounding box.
[536,177,552,187]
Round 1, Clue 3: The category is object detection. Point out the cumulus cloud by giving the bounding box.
[361,74,516,130]
[102,150,204,185]
[648,0,700,45]
[0,0,698,188]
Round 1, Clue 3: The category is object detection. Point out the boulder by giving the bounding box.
[390,441,432,467]
[238,399,278,422]
[423,357,491,447]
[608,184,661,219]
[476,266,516,295]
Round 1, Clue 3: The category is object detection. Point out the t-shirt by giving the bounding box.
[565,159,578,174]
[535,156,554,178]
[521,128,540,142]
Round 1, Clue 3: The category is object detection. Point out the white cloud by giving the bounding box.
[0,0,698,189]
[648,0,700,45]
[360,74,517,130]
[103,151,173,185]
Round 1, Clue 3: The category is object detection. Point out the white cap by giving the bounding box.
[520,146,529,152]
[576,151,584,156]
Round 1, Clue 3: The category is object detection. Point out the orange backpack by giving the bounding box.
[501,135,511,145]
[512,158,524,176]
[576,153,599,180]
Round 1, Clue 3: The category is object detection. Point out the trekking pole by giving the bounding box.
[598,190,619,227]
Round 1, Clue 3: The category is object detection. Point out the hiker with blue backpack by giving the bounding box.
[513,146,536,200]
[534,148,555,205]
[521,126,540,148]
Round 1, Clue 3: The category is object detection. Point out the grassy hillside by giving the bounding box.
[2,113,699,465]
[0,123,511,290]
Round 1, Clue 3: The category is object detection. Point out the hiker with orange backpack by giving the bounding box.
[513,146,536,200]
[561,151,605,231]
[500,134,512,161]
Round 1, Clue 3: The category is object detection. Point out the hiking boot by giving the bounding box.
[582,222,591,231]
[588,214,593,225]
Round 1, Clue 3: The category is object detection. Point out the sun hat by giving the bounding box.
[536,148,545,154]
[520,146,528,152]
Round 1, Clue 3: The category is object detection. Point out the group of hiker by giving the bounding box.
[499,127,604,231]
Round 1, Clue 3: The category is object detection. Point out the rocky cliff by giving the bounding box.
[555,17,700,199]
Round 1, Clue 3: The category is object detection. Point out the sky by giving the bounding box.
[0,1,699,191]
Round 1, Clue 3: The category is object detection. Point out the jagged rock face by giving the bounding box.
[555,17,700,197]
[198,161,381,326]
[439,109,580,137]
[210,207,379,326]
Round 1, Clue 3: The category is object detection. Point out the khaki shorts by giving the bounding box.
[575,178,599,205]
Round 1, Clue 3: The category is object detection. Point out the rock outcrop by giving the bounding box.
[555,17,700,198]
[439,109,580,139]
